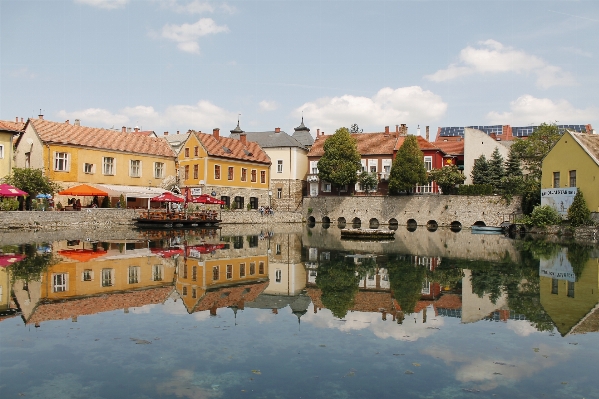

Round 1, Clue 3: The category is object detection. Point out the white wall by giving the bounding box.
[463,128,511,185]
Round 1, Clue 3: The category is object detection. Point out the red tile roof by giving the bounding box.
[0,119,25,133]
[194,131,271,164]
[394,135,441,152]
[27,118,176,158]
[435,141,465,155]
[193,281,269,312]
[308,132,399,157]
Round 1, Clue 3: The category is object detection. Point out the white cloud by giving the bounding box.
[561,47,593,58]
[162,0,236,14]
[487,95,597,125]
[259,100,278,112]
[425,39,576,88]
[161,18,229,54]
[57,100,235,131]
[10,67,36,79]
[74,0,128,10]
[296,86,447,133]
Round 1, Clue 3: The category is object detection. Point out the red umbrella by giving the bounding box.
[150,192,184,203]
[188,194,225,205]
[0,254,26,267]
[0,184,28,197]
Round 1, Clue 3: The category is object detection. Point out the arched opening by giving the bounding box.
[352,217,361,229]
[337,217,346,229]
[450,221,462,232]
[427,220,438,232]
[407,219,417,232]
[388,218,399,231]
[369,218,379,229]
[322,216,331,229]
[473,220,486,227]
[307,216,316,227]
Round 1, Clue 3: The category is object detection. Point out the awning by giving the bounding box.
[95,184,167,199]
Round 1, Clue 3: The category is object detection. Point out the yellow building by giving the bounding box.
[13,116,177,205]
[0,119,25,179]
[176,128,271,209]
[541,131,599,213]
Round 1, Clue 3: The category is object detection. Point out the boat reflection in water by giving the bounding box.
[1,225,599,399]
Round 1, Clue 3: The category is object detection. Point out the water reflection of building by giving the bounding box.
[0,263,18,321]
[540,253,599,336]
[11,240,176,325]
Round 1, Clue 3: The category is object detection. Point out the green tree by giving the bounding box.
[568,189,591,227]
[488,147,505,187]
[317,127,361,193]
[388,135,427,194]
[387,256,428,314]
[505,145,523,178]
[471,154,490,185]
[525,205,562,227]
[428,165,465,195]
[357,171,378,194]
[510,123,561,181]
[8,243,58,287]
[3,168,61,210]
[316,259,360,319]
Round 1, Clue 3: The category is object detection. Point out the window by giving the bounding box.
[152,265,164,281]
[183,264,188,279]
[370,165,377,173]
[192,288,197,298]
[128,266,140,284]
[82,269,93,281]
[322,182,331,192]
[103,157,115,175]
[84,163,94,174]
[551,279,558,295]
[241,168,247,181]
[192,266,197,281]
[184,148,190,157]
[248,235,258,247]
[182,286,188,296]
[184,165,189,180]
[310,161,318,174]
[277,188,282,199]
[53,273,68,292]
[568,281,575,298]
[130,160,141,177]
[228,166,234,180]
[275,269,282,283]
[212,266,219,281]
[569,170,576,187]
[424,156,433,171]
[226,265,232,279]
[251,169,257,182]
[25,152,31,168]
[249,197,258,209]
[221,196,230,208]
[259,262,264,274]
[193,164,199,180]
[260,170,266,184]
[0,144,3,159]
[240,263,246,278]
[194,146,198,156]
[54,152,69,171]
[214,165,221,179]
[249,262,256,275]
[233,236,244,249]
[234,196,244,210]
[101,269,114,287]
[553,172,560,188]
[276,244,281,255]
[277,160,283,173]
[155,162,165,178]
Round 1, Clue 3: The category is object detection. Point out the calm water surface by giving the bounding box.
[1,225,598,399]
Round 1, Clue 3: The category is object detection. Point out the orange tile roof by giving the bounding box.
[193,131,271,164]
[26,286,173,325]
[394,135,441,152]
[433,293,462,310]
[0,119,25,133]
[27,118,176,158]
[193,281,269,312]
[571,132,599,167]
[435,141,464,155]
[308,132,399,157]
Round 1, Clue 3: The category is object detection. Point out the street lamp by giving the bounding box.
[268,190,272,209]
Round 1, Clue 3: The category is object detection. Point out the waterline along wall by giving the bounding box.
[303,195,522,228]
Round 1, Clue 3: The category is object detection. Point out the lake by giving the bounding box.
[1,225,598,399]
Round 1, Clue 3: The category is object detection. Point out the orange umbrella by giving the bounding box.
[58,249,107,262]
[58,184,108,197]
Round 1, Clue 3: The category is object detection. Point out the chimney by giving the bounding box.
[384,126,389,134]
[134,126,139,132]
[275,127,281,133]
[38,114,43,120]
[240,133,247,145]
[74,119,80,126]
[426,126,430,142]
[417,125,421,137]
[177,130,179,135]
[65,120,69,124]
[164,131,169,136]
[396,125,399,133]
[213,128,220,139]
[401,124,407,135]
[122,126,126,133]
[317,129,320,136]
[21,118,23,123]
[15,117,18,123]
[127,127,131,133]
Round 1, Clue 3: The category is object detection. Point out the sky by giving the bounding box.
[1,0,598,138]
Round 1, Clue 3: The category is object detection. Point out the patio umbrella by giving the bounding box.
[58,184,108,197]
[58,249,107,262]
[36,193,52,199]
[150,192,184,203]
[0,183,28,197]
[0,254,26,267]
[188,194,225,205]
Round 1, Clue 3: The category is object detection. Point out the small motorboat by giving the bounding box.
[340,228,396,240]
[471,225,505,234]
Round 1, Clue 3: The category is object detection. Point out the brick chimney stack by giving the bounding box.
[75,119,80,126]
[240,133,247,145]
[38,114,43,120]
[65,120,69,124]
[15,117,18,123]
[400,124,407,135]
[213,128,220,139]
[395,125,399,133]
[317,129,320,136]
[134,127,139,132]
[275,127,281,133]
[384,126,390,134]
[122,126,126,133]
[164,131,169,136]
[426,126,430,142]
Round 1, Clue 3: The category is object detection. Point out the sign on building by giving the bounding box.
[541,187,577,216]
[190,187,202,196]
[539,248,576,282]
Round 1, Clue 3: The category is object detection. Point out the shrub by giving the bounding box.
[0,198,19,211]
[525,205,562,227]
[457,184,494,196]
[568,190,591,227]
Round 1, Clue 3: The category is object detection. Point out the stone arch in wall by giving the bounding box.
[388,218,399,230]
[307,216,316,226]
[407,219,417,232]
[450,221,462,232]
[427,220,438,232]
[337,217,346,229]
[369,218,379,229]
[473,220,486,227]
[352,217,361,229]
[322,216,331,229]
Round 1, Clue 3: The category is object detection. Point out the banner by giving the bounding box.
[540,187,577,216]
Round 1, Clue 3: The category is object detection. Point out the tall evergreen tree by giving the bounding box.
[568,190,591,227]
[504,145,523,177]
[317,127,361,192]
[388,135,427,194]
[487,147,505,187]
[471,154,490,185]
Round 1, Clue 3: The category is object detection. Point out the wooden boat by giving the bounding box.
[471,225,505,234]
[340,228,395,240]
[134,210,221,228]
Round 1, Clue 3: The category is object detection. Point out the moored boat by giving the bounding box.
[471,225,505,234]
[340,228,396,240]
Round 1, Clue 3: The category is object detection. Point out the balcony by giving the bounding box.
[307,174,319,183]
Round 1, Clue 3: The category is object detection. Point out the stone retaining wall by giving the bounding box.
[303,195,522,228]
